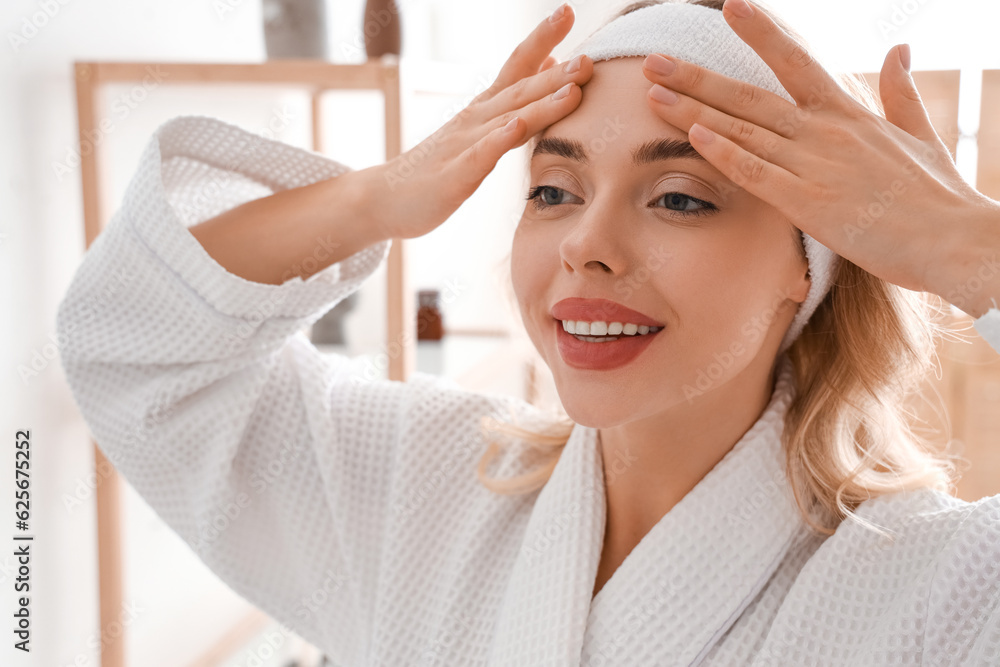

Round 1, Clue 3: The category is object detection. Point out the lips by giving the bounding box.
[554,317,661,370]
[549,297,664,371]
[550,298,664,327]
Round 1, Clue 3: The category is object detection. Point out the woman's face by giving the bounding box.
[511,57,811,428]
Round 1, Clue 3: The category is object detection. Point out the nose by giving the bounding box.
[558,193,631,275]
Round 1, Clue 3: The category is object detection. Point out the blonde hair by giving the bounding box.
[477,0,965,538]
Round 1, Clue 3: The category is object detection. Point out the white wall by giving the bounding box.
[2,0,998,665]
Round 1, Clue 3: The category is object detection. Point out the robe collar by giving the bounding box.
[486,354,809,666]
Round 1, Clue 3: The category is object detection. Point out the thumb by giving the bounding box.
[879,44,939,142]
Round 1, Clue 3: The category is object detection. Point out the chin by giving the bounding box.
[553,391,639,430]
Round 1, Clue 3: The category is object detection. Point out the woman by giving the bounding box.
[57,0,1000,664]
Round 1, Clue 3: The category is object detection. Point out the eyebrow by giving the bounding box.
[531,136,707,166]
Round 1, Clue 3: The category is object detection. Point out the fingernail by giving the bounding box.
[549,2,568,23]
[899,43,911,72]
[650,84,678,105]
[553,82,573,100]
[504,117,520,133]
[726,0,754,18]
[690,123,715,144]
[645,54,675,76]
[565,54,583,73]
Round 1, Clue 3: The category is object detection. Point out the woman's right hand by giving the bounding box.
[361,2,593,242]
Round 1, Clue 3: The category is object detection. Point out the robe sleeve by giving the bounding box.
[54,115,502,662]
[920,494,1000,665]
[973,306,1000,355]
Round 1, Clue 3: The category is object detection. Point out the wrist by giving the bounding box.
[325,166,392,253]
[942,195,1000,319]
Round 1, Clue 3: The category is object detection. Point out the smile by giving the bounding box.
[560,319,664,342]
[554,318,662,370]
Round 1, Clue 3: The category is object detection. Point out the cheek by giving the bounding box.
[658,235,775,331]
[510,220,548,320]
[510,223,529,303]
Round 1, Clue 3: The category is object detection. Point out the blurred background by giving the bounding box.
[2,0,1000,665]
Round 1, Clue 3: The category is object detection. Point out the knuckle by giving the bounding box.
[731,82,763,111]
[509,77,529,104]
[739,155,765,183]
[730,118,757,145]
[466,139,485,168]
[684,64,707,90]
[475,85,497,103]
[495,112,516,132]
[806,181,833,206]
[786,44,814,71]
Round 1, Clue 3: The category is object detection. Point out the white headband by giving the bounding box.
[565,2,840,356]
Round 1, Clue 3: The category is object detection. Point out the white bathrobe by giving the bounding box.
[57,116,1000,666]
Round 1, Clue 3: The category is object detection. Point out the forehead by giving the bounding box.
[531,57,733,186]
[538,57,675,142]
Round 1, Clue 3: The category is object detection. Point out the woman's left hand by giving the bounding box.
[640,0,1000,318]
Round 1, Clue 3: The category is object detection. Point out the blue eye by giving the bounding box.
[655,192,718,217]
[525,185,576,210]
[525,185,717,217]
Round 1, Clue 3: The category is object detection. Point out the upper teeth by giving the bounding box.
[561,320,662,336]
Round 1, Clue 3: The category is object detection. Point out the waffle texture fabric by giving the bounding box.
[564,2,840,357]
[57,115,1000,666]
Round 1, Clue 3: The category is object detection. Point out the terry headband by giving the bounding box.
[564,1,840,356]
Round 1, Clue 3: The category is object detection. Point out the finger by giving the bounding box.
[646,83,796,171]
[451,117,528,195]
[478,53,592,120]
[720,0,846,110]
[509,82,584,149]
[488,3,575,95]
[538,56,558,73]
[879,44,942,145]
[685,122,802,215]
[642,54,803,138]
[453,82,584,187]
